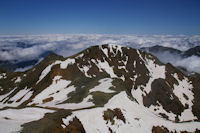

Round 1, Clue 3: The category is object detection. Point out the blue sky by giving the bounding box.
[0,0,200,34]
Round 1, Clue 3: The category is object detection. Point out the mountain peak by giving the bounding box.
[0,44,200,133]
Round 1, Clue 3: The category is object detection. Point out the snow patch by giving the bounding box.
[0,87,33,108]
[60,58,75,69]
[172,73,196,121]
[136,50,166,94]
[0,73,6,79]
[37,60,61,84]
[89,78,115,93]
[78,61,93,78]
[0,107,54,133]
[149,103,177,121]
[15,77,22,83]
[94,59,117,78]
[37,58,75,84]
[108,44,123,56]
[62,113,76,127]
[179,109,197,121]
[173,73,194,108]
[0,88,17,108]
[100,45,109,57]
[9,87,33,105]
[30,76,72,105]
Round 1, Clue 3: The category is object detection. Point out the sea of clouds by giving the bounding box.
[0,34,200,73]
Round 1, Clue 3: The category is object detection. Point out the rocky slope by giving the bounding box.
[0,44,200,133]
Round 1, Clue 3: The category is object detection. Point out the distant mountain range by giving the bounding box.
[141,45,200,58]
[141,45,200,74]
[0,50,52,71]
[0,44,200,133]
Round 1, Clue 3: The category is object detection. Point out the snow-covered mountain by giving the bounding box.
[0,44,200,133]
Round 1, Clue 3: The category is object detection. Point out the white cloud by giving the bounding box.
[174,56,200,74]
[0,34,200,73]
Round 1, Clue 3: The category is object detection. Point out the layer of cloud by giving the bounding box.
[151,51,200,74]
[174,56,200,74]
[0,34,200,73]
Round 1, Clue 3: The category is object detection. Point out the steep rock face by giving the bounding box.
[191,75,200,120]
[0,44,200,133]
[143,78,185,117]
